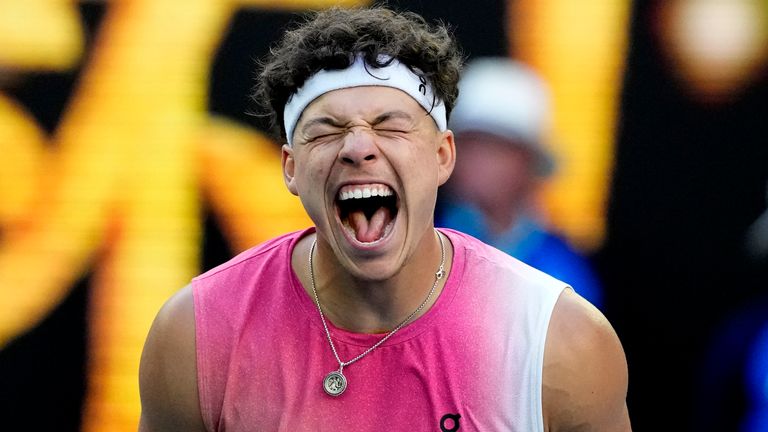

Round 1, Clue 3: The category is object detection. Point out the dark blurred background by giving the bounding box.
[0,0,766,430]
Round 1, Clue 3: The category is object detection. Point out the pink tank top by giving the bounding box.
[193,228,566,431]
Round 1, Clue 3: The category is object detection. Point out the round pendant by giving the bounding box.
[323,370,347,396]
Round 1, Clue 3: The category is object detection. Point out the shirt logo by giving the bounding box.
[440,413,462,431]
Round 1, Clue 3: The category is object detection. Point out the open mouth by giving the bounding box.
[336,183,398,244]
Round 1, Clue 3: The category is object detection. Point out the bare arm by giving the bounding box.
[138,285,207,431]
[543,289,631,432]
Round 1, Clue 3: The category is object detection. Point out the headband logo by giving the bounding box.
[418,75,427,95]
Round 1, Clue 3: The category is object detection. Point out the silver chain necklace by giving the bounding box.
[309,230,446,397]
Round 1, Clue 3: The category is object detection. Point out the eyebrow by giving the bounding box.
[371,110,416,125]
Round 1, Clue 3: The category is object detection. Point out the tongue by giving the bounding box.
[349,207,391,243]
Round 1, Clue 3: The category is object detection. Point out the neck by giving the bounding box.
[321,276,413,333]
[300,229,451,334]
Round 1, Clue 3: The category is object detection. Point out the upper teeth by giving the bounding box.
[339,184,393,201]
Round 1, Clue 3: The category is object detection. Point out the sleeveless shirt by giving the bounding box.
[193,228,567,431]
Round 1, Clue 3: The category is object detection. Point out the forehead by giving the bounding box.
[299,86,426,123]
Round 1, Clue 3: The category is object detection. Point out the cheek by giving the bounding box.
[402,159,441,215]
[402,153,439,191]
[306,165,326,185]
[295,153,330,190]
[295,165,331,226]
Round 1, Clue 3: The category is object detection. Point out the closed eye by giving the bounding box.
[307,131,343,142]
[299,116,346,144]
[373,121,412,135]
[303,126,346,143]
[376,128,409,134]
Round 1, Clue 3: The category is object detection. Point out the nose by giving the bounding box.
[338,128,379,166]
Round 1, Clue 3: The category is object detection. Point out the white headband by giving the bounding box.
[283,54,447,145]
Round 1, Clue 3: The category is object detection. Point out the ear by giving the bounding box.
[281,144,299,196]
[436,129,456,186]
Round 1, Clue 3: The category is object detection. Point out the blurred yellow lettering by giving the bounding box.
[0,0,362,430]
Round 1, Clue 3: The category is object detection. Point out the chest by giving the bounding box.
[214,316,532,432]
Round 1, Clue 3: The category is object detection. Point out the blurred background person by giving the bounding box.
[694,294,768,432]
[743,316,768,432]
[438,57,603,308]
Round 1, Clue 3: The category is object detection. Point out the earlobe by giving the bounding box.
[437,130,456,186]
[281,145,299,196]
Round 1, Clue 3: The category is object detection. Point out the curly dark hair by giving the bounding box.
[252,6,464,141]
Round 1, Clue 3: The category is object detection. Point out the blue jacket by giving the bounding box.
[438,202,603,308]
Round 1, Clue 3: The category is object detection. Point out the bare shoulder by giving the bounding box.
[138,284,206,432]
[542,288,632,432]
